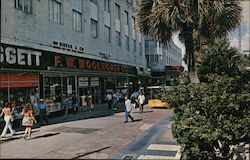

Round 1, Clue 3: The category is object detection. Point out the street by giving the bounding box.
[0,104,178,159]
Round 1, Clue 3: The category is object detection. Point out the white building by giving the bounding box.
[0,0,147,110]
[145,39,183,85]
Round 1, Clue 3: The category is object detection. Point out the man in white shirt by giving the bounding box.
[124,96,134,123]
[106,92,113,110]
[138,92,145,113]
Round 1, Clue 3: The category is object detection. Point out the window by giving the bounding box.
[116,31,121,46]
[125,36,129,51]
[133,40,136,52]
[146,55,150,65]
[150,55,154,62]
[105,26,111,42]
[132,17,136,29]
[115,4,120,20]
[15,0,32,13]
[124,11,129,25]
[104,0,110,13]
[91,19,98,38]
[49,0,62,24]
[155,55,159,63]
[73,11,82,31]
[139,42,142,55]
[72,0,82,32]
[91,0,97,5]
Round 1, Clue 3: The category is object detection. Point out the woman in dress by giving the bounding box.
[0,102,16,138]
[21,103,37,139]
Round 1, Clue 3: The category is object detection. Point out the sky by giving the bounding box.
[172,1,250,70]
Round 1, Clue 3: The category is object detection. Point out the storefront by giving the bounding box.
[0,72,39,108]
[165,66,184,85]
[0,43,137,113]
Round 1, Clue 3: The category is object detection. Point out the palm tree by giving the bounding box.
[197,38,245,77]
[136,0,242,83]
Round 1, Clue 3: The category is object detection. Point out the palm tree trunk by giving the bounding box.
[185,26,200,83]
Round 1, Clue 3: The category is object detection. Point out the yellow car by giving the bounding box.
[148,99,167,108]
[146,86,172,108]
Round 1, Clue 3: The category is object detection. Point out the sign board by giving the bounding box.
[67,85,72,94]
[90,77,99,86]
[79,77,88,87]
[91,81,99,86]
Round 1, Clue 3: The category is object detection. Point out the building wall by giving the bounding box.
[145,40,182,71]
[1,0,146,67]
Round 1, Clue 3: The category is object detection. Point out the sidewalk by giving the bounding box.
[1,102,123,133]
[0,104,172,159]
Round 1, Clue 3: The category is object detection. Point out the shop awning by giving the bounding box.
[0,73,39,88]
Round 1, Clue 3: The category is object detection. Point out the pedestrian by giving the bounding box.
[72,94,78,114]
[81,93,87,110]
[62,95,70,120]
[0,102,16,139]
[38,99,49,126]
[30,93,39,115]
[87,92,94,112]
[124,96,134,123]
[21,103,37,139]
[106,92,113,110]
[138,92,146,113]
[112,92,118,110]
[130,93,138,110]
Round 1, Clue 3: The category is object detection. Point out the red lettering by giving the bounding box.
[117,66,121,72]
[124,67,128,73]
[121,66,128,73]
[92,61,97,70]
[110,64,114,72]
[86,60,91,69]
[101,63,106,71]
[66,57,75,68]
[106,64,110,71]
[96,62,101,70]
[55,56,61,67]
[114,65,119,72]
[79,59,85,69]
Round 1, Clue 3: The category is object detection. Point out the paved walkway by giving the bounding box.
[0,104,174,159]
[111,110,180,159]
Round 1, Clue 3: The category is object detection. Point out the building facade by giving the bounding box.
[0,0,147,112]
[145,39,183,86]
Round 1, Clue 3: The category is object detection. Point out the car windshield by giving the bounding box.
[146,86,173,99]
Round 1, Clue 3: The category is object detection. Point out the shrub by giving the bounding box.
[163,73,250,159]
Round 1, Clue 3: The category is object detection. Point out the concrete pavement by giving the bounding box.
[0,104,175,159]
[110,110,180,159]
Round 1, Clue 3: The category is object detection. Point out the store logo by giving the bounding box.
[0,45,41,67]
[54,55,128,73]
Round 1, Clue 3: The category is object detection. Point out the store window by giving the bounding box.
[44,76,62,102]
[0,73,39,114]
[44,76,77,101]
